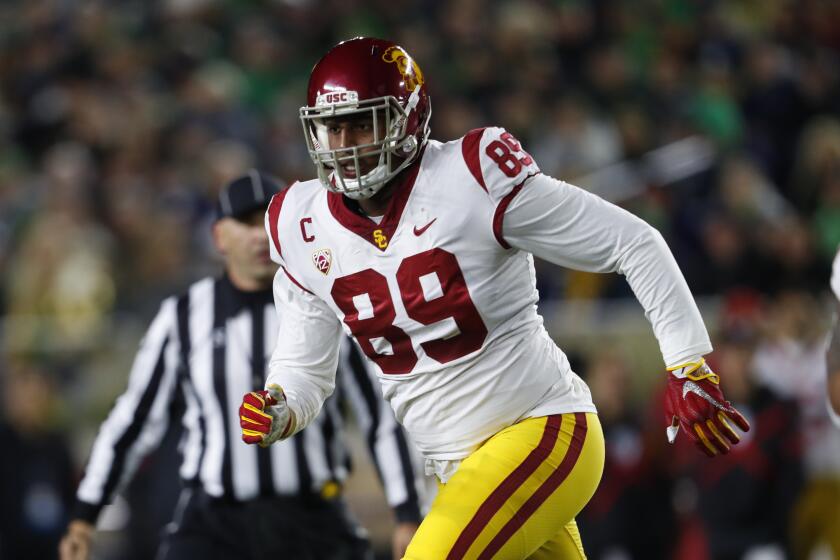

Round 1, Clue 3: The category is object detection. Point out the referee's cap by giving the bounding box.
[215,169,285,221]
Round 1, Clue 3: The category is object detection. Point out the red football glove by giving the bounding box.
[664,358,750,457]
[240,384,294,447]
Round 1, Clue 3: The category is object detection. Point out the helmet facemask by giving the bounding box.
[300,88,429,200]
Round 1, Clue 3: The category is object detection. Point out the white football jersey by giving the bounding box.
[265,127,712,461]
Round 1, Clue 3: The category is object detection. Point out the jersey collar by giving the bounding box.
[327,155,423,252]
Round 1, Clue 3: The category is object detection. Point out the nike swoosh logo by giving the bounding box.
[682,380,726,410]
[413,218,437,236]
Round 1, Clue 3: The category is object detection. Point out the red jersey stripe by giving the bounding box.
[266,184,295,258]
[462,128,487,192]
[492,173,540,249]
[281,266,314,295]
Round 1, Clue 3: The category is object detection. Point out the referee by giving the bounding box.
[59,171,422,560]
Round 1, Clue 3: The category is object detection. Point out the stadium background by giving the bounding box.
[1,0,839,558]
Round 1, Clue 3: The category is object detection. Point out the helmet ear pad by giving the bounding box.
[300,37,432,199]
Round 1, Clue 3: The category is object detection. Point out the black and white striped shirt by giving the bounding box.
[73,274,422,523]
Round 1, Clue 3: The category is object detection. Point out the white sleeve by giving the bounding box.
[266,266,344,434]
[76,298,181,511]
[500,174,712,367]
[831,248,840,301]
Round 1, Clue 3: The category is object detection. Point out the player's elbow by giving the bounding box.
[620,210,667,248]
[639,220,667,247]
[616,220,668,268]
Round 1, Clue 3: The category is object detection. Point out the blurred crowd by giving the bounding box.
[1,0,839,558]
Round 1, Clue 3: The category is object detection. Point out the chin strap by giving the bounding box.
[390,85,422,142]
[405,85,422,113]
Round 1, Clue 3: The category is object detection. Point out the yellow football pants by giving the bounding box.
[791,477,840,560]
[404,413,604,560]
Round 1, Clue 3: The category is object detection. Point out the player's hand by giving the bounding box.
[240,384,295,447]
[664,358,750,457]
[392,522,419,560]
[59,520,93,560]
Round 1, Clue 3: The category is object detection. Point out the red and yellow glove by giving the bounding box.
[664,358,750,457]
[240,384,294,447]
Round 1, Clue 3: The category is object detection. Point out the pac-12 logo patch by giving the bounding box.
[312,248,332,275]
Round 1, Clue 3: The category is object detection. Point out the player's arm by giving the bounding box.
[499,174,710,366]
[60,298,181,559]
[337,338,422,558]
[268,267,343,435]
[494,168,749,454]
[468,127,708,366]
[240,261,344,445]
[470,129,711,365]
[241,190,343,445]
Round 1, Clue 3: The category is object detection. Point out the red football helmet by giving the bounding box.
[300,37,432,199]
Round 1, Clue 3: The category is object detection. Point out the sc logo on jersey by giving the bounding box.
[373,229,388,249]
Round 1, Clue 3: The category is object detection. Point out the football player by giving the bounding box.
[240,37,750,559]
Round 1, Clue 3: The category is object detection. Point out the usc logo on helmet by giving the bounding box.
[382,46,424,92]
[372,229,388,249]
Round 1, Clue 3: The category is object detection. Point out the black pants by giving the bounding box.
[157,489,373,560]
